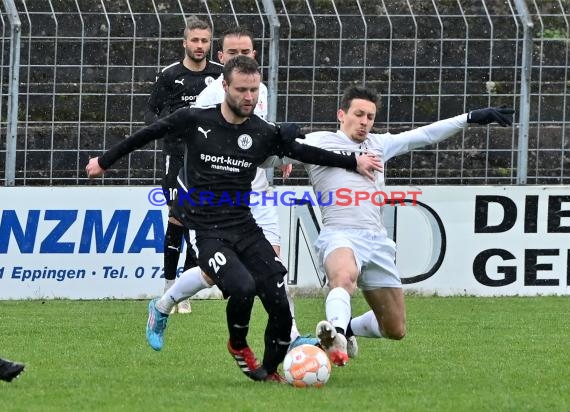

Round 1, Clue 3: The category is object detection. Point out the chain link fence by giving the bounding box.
[1,0,569,186]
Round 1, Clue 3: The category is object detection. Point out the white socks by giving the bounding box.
[324,288,383,338]
[325,287,352,333]
[163,279,175,294]
[349,310,383,338]
[156,266,210,314]
[286,285,300,341]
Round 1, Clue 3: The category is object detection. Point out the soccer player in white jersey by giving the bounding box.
[148,27,316,349]
[304,86,514,366]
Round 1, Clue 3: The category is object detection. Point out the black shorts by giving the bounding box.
[194,223,287,298]
[161,153,184,206]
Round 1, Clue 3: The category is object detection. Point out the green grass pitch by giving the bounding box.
[1,296,569,411]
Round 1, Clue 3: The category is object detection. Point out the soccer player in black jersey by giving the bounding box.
[144,17,223,314]
[86,56,381,382]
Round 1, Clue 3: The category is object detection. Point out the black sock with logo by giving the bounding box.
[164,222,185,281]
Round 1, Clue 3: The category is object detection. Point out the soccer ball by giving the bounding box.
[283,344,331,388]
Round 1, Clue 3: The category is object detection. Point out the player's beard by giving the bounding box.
[226,94,256,118]
[186,49,206,63]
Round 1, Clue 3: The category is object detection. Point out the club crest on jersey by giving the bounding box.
[205,76,215,86]
[237,134,253,150]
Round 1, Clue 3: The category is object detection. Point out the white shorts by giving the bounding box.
[250,193,280,247]
[314,228,402,290]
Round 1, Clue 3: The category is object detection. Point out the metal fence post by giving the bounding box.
[261,0,279,123]
[514,0,533,184]
[3,0,20,186]
[261,0,280,184]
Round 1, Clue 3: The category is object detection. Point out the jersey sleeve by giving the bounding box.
[301,131,329,148]
[144,71,169,125]
[267,132,324,166]
[278,139,356,170]
[259,155,283,168]
[255,83,268,119]
[379,114,468,162]
[194,76,224,107]
[99,108,193,169]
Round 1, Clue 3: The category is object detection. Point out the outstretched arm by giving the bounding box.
[382,106,515,161]
[85,157,105,178]
[467,105,514,127]
[86,108,191,178]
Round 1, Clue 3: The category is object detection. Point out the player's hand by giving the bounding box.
[356,153,383,181]
[278,123,305,144]
[280,163,293,179]
[467,105,514,127]
[85,157,105,178]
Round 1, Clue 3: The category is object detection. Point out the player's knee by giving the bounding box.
[225,276,256,298]
[235,282,256,298]
[201,272,215,286]
[329,278,357,295]
[327,269,358,292]
[384,325,406,340]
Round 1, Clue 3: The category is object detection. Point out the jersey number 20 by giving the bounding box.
[209,252,227,273]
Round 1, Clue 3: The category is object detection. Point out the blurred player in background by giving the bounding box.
[144,16,222,314]
[303,85,514,366]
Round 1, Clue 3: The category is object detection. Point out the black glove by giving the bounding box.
[278,123,305,144]
[467,105,514,127]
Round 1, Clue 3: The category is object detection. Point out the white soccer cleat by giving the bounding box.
[177,299,192,314]
[316,320,349,366]
[347,335,358,358]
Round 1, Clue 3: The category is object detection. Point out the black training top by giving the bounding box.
[144,60,223,155]
[100,105,357,230]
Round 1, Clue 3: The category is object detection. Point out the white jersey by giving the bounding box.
[303,114,468,232]
[194,74,270,192]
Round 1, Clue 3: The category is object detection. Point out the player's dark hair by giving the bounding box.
[184,17,211,38]
[340,86,379,112]
[223,55,260,84]
[218,26,255,51]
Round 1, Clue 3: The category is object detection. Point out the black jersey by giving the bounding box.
[144,60,223,154]
[99,105,356,231]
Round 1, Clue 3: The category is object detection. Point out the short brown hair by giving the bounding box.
[218,26,255,51]
[223,55,260,84]
[184,17,211,38]
[340,86,379,112]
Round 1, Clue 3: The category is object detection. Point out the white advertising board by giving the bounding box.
[0,187,168,299]
[280,185,570,297]
[1,186,568,299]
